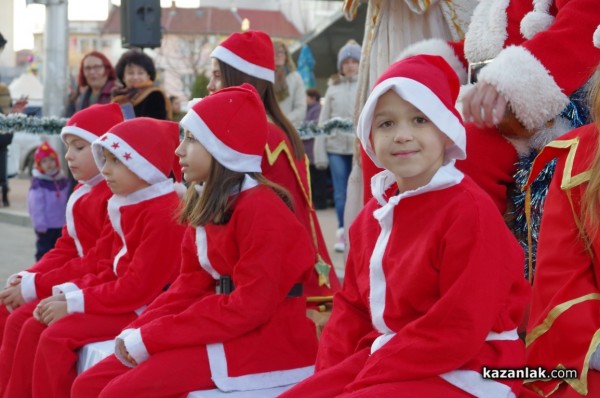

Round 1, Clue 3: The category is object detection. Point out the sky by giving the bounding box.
[14,0,202,50]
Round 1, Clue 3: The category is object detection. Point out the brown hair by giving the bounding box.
[179,158,292,227]
[581,65,600,239]
[216,60,305,160]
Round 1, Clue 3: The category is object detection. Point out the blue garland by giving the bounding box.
[0,113,67,136]
[509,86,590,281]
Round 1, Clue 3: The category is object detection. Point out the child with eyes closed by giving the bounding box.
[3,117,185,398]
[71,83,319,398]
[279,55,530,398]
[0,103,122,396]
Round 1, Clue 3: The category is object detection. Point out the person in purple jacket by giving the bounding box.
[27,142,70,260]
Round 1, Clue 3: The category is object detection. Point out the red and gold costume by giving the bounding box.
[525,124,600,397]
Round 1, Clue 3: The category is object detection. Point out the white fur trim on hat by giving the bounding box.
[180,110,263,173]
[595,25,600,48]
[92,133,168,184]
[477,45,569,131]
[211,46,275,83]
[61,125,101,144]
[520,0,555,40]
[357,77,466,168]
[397,39,468,85]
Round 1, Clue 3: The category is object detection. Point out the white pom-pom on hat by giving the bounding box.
[594,25,600,49]
[520,0,555,40]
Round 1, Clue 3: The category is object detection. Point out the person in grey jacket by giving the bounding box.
[314,40,361,252]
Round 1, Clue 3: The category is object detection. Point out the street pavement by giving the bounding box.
[0,177,346,284]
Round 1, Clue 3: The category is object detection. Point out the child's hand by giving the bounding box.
[116,339,138,367]
[36,301,68,325]
[34,294,67,325]
[0,283,25,311]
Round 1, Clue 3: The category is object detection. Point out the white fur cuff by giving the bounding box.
[477,45,569,131]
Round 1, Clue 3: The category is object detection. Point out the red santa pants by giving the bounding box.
[4,311,136,398]
[0,300,38,397]
[72,345,216,398]
[280,347,471,398]
[0,305,10,345]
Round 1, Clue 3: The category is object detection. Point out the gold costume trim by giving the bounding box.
[526,293,600,347]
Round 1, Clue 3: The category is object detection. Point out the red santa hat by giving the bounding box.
[210,30,275,83]
[180,83,267,173]
[61,103,124,144]
[357,54,466,168]
[34,141,60,173]
[92,117,181,184]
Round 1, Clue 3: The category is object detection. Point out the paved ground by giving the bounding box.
[0,177,346,283]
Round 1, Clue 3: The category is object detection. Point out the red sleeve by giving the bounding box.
[127,228,215,328]
[80,215,184,314]
[523,0,600,97]
[33,220,116,297]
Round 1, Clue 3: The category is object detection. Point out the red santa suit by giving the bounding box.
[0,103,123,397]
[263,122,341,298]
[524,124,600,397]
[72,179,319,397]
[0,177,111,395]
[3,118,185,398]
[282,167,530,398]
[72,84,318,397]
[361,0,600,213]
[282,54,530,398]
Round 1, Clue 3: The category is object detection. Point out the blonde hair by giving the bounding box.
[179,158,293,227]
[581,65,600,240]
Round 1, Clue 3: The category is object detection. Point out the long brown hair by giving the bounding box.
[179,158,293,227]
[581,65,600,239]
[217,60,305,160]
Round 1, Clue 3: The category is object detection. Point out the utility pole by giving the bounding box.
[28,0,69,117]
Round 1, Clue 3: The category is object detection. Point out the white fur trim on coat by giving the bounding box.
[206,343,314,391]
[397,38,468,84]
[594,25,600,48]
[520,0,555,40]
[464,0,510,63]
[477,45,569,131]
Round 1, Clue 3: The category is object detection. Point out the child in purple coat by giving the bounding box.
[27,141,70,260]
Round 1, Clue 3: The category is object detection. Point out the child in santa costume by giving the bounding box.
[2,117,185,398]
[71,84,318,397]
[280,55,530,398]
[359,0,600,215]
[0,103,122,394]
[27,141,70,260]
[207,30,341,306]
[522,31,600,398]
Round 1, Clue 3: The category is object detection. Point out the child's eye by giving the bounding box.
[414,116,429,124]
[186,134,197,142]
[377,120,393,129]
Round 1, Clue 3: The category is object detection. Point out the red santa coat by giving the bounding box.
[118,180,318,391]
[48,180,184,315]
[362,0,600,211]
[9,176,112,302]
[525,124,600,396]
[315,165,529,396]
[263,122,341,297]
